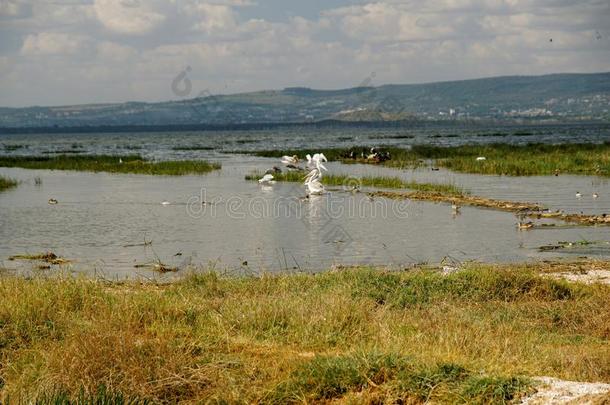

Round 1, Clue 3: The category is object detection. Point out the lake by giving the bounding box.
[1,123,609,279]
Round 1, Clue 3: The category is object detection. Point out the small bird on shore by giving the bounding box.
[517,221,534,230]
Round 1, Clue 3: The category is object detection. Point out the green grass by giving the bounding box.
[244,142,610,176]
[407,143,610,176]
[0,155,221,175]
[245,170,466,196]
[0,262,608,403]
[268,353,532,404]
[0,176,17,192]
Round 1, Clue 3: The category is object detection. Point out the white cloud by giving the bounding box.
[189,3,237,33]
[94,0,167,35]
[0,0,609,106]
[0,0,31,18]
[20,32,92,55]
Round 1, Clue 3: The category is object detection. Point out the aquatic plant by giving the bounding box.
[0,175,17,191]
[0,155,221,175]
[245,170,466,196]
[0,261,607,402]
[243,142,610,176]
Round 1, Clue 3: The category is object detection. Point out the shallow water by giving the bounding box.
[1,124,610,279]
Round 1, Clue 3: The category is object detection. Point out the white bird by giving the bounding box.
[306,153,328,169]
[476,156,486,161]
[593,193,599,199]
[258,174,276,184]
[161,201,171,206]
[575,191,582,198]
[119,158,123,164]
[306,179,325,195]
[303,153,328,195]
[304,169,321,185]
[281,155,299,165]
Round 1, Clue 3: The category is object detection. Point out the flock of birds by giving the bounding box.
[258,153,329,196]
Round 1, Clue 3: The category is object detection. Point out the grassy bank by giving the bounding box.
[1,262,608,403]
[0,176,17,192]
[246,142,610,176]
[0,155,221,175]
[245,171,466,196]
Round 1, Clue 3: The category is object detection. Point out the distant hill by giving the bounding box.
[1,72,609,128]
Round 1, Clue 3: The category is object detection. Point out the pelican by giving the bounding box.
[476,156,486,161]
[304,168,321,183]
[304,154,328,195]
[575,191,582,198]
[306,179,325,195]
[306,153,327,169]
[281,155,299,165]
[258,174,276,184]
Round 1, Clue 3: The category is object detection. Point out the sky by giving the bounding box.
[0,0,609,107]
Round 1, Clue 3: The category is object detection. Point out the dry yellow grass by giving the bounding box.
[0,261,609,403]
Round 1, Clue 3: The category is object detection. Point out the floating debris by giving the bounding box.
[370,190,542,212]
[123,238,153,248]
[371,190,610,226]
[9,252,70,265]
[532,211,610,226]
[134,261,178,273]
[538,240,606,252]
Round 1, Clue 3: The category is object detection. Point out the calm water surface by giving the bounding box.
[1,124,609,279]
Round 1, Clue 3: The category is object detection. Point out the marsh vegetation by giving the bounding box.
[245,171,466,196]
[1,262,608,403]
[0,155,221,175]
[246,142,610,176]
[0,175,17,191]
